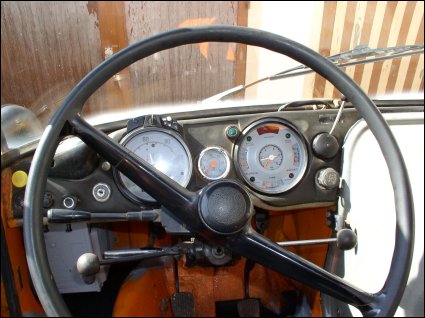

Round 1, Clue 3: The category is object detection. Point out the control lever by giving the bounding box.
[47,209,160,223]
[76,243,191,284]
[76,253,100,284]
[276,228,357,251]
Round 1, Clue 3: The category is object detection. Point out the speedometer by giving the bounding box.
[115,127,192,203]
[234,119,308,194]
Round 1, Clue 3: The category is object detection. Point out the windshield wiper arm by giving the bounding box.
[203,44,424,103]
[327,44,424,61]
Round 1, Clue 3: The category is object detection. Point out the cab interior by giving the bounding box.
[1,2,423,317]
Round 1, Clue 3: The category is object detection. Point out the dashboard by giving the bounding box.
[4,101,422,298]
[6,100,419,227]
[8,106,369,221]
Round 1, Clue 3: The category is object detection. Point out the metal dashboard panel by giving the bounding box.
[44,223,110,294]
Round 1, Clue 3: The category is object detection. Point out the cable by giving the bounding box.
[329,100,346,135]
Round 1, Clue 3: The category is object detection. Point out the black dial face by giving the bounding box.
[258,145,283,170]
[235,119,308,194]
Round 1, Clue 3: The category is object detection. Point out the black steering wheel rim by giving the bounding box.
[23,25,414,317]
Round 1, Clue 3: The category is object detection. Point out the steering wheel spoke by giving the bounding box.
[228,230,377,313]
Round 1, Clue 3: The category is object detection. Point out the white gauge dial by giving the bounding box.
[235,119,308,194]
[198,146,230,180]
[116,128,192,203]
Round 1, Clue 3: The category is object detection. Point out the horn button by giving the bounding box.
[198,180,253,235]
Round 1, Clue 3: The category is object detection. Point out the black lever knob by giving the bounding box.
[336,229,358,250]
[77,253,100,284]
[312,133,339,159]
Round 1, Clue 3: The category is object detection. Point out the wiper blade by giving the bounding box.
[204,44,424,103]
[327,44,424,61]
[271,44,424,80]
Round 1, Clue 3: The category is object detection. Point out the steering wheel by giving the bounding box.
[24,26,414,317]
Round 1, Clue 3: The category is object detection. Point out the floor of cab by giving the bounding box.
[63,208,330,317]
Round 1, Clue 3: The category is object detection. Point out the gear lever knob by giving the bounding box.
[337,229,358,251]
[77,253,100,284]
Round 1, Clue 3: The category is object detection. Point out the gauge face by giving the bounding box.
[198,147,230,180]
[235,119,308,194]
[116,128,192,203]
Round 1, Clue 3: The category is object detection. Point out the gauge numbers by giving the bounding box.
[116,128,192,203]
[235,119,308,194]
[198,146,230,180]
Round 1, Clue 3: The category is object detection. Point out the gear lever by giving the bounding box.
[76,244,190,284]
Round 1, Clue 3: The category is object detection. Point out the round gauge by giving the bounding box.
[198,146,230,180]
[115,127,192,203]
[234,119,308,194]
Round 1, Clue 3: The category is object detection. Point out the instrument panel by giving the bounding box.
[8,105,419,219]
[7,107,356,221]
[113,116,318,207]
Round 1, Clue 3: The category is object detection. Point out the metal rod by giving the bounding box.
[47,209,160,223]
[276,238,337,247]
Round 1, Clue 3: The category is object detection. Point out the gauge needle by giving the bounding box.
[264,159,270,168]
[205,160,218,173]
[260,154,277,161]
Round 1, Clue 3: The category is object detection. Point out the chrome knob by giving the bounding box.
[317,168,340,189]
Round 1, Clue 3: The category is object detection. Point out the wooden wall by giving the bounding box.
[305,1,424,99]
[2,1,423,122]
[1,1,248,121]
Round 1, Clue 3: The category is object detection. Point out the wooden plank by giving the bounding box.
[353,2,377,88]
[402,14,424,92]
[1,1,243,119]
[360,1,388,94]
[411,54,424,93]
[124,1,240,105]
[313,1,337,98]
[367,1,397,96]
[235,1,248,90]
[0,2,102,121]
[385,1,416,94]
[344,1,368,81]
[394,1,424,93]
[82,1,133,116]
[303,1,325,98]
[323,1,348,98]
[376,1,408,96]
[331,1,357,98]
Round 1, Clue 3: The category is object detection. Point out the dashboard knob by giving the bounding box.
[317,168,340,189]
[312,133,339,159]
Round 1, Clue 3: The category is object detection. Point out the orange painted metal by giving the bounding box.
[1,279,10,317]
[113,263,173,317]
[112,207,332,316]
[2,157,331,317]
[1,169,44,316]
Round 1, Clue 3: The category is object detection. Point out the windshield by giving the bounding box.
[1,1,424,151]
